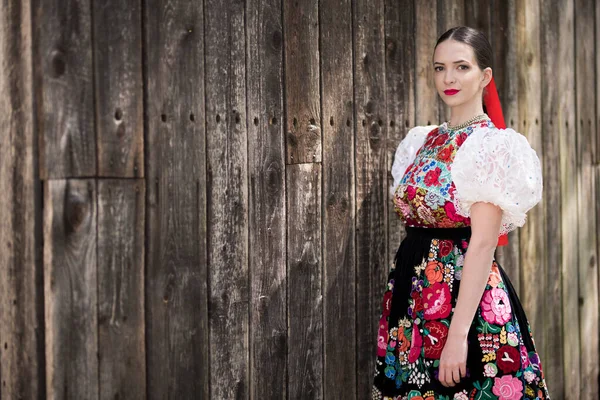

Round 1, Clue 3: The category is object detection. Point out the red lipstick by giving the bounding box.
[444,89,460,95]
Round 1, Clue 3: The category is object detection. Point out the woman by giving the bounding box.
[371,26,550,400]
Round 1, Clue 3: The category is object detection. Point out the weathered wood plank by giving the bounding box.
[0,0,44,397]
[415,0,439,126]
[516,0,547,370]
[575,0,599,397]
[492,0,521,293]
[320,0,356,397]
[97,180,146,400]
[33,0,96,178]
[246,0,287,398]
[287,163,323,400]
[464,0,491,37]
[93,0,143,177]
[203,0,249,399]
[540,0,566,395]
[284,0,321,164]
[353,0,387,397]
[144,0,209,398]
[44,180,98,400]
[384,0,415,296]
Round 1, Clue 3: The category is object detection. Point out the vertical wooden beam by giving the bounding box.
[44,180,98,399]
[246,0,287,398]
[384,0,416,293]
[286,164,323,399]
[0,0,44,397]
[353,0,387,396]
[93,0,144,177]
[145,0,210,398]
[516,0,547,368]
[97,180,146,400]
[284,0,321,164]
[575,0,599,397]
[540,0,566,395]
[33,0,96,178]
[320,0,356,397]
[284,0,323,398]
[415,0,438,126]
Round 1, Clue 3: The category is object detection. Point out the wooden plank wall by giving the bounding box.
[0,0,598,399]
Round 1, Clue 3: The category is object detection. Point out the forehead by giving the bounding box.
[433,40,476,63]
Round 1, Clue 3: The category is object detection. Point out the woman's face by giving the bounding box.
[432,39,491,107]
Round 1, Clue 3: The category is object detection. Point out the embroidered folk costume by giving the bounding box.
[371,78,550,400]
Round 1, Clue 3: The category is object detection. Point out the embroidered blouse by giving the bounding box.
[390,116,543,237]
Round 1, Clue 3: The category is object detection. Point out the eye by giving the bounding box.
[434,66,443,72]
[458,65,469,70]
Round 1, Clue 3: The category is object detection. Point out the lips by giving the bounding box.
[444,89,460,95]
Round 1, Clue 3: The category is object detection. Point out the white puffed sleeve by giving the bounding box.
[451,126,543,235]
[389,125,437,196]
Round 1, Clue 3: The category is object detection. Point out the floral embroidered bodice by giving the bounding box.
[390,115,543,237]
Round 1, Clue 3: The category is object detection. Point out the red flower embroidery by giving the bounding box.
[496,345,521,374]
[437,145,454,162]
[444,201,468,223]
[382,291,392,317]
[438,240,453,257]
[424,167,442,186]
[433,133,449,147]
[423,320,449,359]
[411,289,424,313]
[456,132,468,146]
[407,185,417,200]
[422,282,451,320]
[408,323,423,363]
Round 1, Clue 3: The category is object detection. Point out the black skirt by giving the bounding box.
[371,226,550,399]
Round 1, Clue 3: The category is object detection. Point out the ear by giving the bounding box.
[481,67,493,88]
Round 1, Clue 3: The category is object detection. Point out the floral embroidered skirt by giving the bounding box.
[371,226,550,400]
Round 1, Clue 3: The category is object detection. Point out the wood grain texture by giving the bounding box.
[144,0,210,398]
[575,0,599,397]
[540,0,565,395]
[203,0,249,398]
[93,0,144,177]
[246,0,287,398]
[97,180,146,400]
[33,0,96,178]
[384,0,415,292]
[492,0,521,293]
[0,0,44,397]
[286,163,323,400]
[353,0,387,397]
[284,0,321,164]
[415,0,439,126]
[44,180,98,400]
[558,41,580,392]
[320,0,357,396]
[515,0,547,369]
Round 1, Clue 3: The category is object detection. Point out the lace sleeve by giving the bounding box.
[451,126,543,235]
[389,125,437,196]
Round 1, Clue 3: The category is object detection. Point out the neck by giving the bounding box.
[448,100,485,127]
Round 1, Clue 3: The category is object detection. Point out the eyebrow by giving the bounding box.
[433,59,470,65]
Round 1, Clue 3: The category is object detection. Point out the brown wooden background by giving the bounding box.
[0,0,598,399]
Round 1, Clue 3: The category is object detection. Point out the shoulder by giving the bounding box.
[389,125,438,196]
[396,124,439,151]
[451,124,543,233]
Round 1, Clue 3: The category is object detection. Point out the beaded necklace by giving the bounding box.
[446,113,489,131]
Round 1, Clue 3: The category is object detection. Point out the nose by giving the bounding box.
[444,70,455,85]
